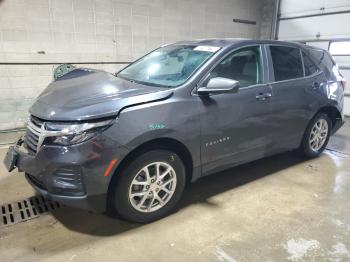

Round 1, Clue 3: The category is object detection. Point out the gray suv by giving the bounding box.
[4,39,345,223]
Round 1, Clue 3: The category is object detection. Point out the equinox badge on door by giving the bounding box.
[205,137,230,147]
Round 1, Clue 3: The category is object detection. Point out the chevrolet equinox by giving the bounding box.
[4,39,345,223]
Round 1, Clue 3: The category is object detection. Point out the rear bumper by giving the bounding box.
[7,134,129,213]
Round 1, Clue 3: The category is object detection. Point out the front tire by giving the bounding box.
[110,150,186,223]
[300,113,331,158]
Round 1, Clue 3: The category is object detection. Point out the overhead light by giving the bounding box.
[329,41,350,55]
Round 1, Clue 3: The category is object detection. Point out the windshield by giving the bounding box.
[117,45,220,87]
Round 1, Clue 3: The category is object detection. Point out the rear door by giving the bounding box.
[266,45,326,152]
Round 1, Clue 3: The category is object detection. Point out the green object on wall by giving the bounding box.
[53,64,76,81]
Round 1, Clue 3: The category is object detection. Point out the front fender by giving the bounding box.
[102,96,202,180]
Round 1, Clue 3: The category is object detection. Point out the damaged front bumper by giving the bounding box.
[3,135,129,213]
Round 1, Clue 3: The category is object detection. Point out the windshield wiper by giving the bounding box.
[117,75,136,83]
[118,75,173,88]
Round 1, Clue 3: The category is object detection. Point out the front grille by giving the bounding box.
[31,115,44,128]
[25,129,39,154]
[24,116,45,154]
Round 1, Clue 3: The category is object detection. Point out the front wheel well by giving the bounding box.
[107,138,193,202]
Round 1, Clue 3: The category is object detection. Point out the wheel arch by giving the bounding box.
[299,105,341,149]
[107,137,193,205]
[316,105,342,132]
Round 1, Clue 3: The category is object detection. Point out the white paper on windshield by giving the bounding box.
[194,46,220,52]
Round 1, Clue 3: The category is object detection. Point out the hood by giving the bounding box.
[29,68,173,121]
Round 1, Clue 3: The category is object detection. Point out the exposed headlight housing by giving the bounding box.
[44,119,114,146]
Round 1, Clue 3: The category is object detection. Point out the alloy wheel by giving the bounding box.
[128,162,177,213]
[309,118,328,152]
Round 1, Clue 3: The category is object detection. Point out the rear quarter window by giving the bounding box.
[302,51,319,76]
[309,49,335,79]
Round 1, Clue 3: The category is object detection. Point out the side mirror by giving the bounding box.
[197,77,240,95]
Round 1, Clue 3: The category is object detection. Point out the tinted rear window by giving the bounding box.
[302,52,318,76]
[270,46,304,81]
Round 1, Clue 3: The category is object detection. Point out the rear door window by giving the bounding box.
[302,52,318,76]
[269,46,304,81]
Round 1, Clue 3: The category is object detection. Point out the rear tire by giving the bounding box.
[300,113,332,158]
[110,150,186,223]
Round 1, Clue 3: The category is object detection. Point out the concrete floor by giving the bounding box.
[0,120,349,262]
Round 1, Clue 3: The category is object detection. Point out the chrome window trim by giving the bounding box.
[267,71,323,85]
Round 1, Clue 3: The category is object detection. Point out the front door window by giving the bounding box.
[208,46,262,88]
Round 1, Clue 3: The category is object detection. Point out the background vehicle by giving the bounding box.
[4,39,344,223]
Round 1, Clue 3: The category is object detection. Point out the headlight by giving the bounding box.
[44,119,114,146]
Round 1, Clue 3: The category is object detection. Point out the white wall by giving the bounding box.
[279,0,350,18]
[259,0,276,39]
[277,0,350,116]
[0,0,266,130]
[278,13,350,40]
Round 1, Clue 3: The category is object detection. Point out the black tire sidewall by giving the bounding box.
[111,150,186,223]
[302,113,332,158]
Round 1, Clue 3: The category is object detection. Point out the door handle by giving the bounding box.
[255,92,272,101]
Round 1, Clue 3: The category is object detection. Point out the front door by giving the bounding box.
[198,45,274,175]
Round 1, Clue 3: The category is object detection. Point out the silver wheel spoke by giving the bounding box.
[156,163,160,180]
[133,180,147,186]
[162,177,175,187]
[143,167,151,182]
[316,138,321,148]
[317,122,322,131]
[131,191,146,197]
[147,195,155,211]
[161,187,172,194]
[159,167,171,180]
[137,194,148,207]
[155,194,165,206]
[310,135,317,143]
